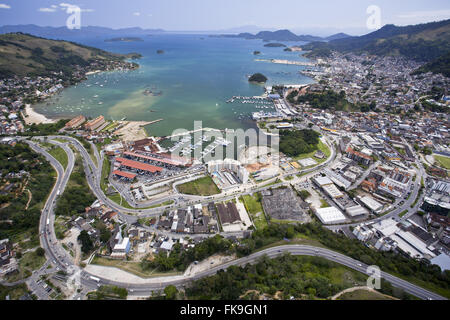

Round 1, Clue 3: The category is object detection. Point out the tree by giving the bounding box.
[35,247,45,257]
[164,285,178,300]
[78,230,93,254]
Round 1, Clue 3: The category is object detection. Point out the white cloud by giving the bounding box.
[397,10,450,20]
[0,4,11,9]
[40,4,94,13]
[39,7,57,13]
[133,12,141,16]
[57,3,93,13]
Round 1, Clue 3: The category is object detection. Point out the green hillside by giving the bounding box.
[304,19,450,63]
[413,51,450,77]
[0,33,139,79]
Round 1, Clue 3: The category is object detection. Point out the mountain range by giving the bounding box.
[0,24,353,44]
[221,29,351,42]
[0,25,165,40]
[302,19,450,63]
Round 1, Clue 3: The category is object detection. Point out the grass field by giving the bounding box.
[434,155,450,170]
[399,210,408,218]
[241,194,268,229]
[100,157,111,193]
[54,216,70,240]
[20,250,46,272]
[108,192,174,210]
[0,283,29,300]
[6,250,46,282]
[293,140,331,163]
[89,144,98,167]
[148,200,175,209]
[108,192,134,209]
[48,146,68,170]
[177,176,220,196]
[320,199,331,208]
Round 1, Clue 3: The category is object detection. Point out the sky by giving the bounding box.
[0,0,449,35]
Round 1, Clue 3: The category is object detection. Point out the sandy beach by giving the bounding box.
[22,104,56,125]
[114,120,162,141]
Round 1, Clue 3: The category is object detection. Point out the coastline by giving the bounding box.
[114,121,159,141]
[22,104,57,125]
[21,66,139,126]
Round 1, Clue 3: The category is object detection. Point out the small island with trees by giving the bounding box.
[248,73,268,83]
[264,43,287,47]
[156,50,165,54]
[253,51,261,55]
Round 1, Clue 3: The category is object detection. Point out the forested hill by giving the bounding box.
[221,29,350,42]
[0,33,140,79]
[303,19,450,63]
[413,51,450,77]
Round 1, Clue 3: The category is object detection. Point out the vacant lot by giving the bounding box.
[294,140,331,163]
[337,289,395,300]
[177,176,220,196]
[6,250,46,282]
[0,283,29,300]
[434,155,450,170]
[241,194,267,229]
[91,256,181,278]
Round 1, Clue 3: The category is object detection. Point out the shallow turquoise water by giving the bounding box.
[34,34,314,136]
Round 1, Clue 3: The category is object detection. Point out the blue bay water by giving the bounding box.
[34,34,314,136]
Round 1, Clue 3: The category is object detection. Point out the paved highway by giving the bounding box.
[78,245,446,300]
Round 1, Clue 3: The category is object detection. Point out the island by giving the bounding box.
[125,53,143,60]
[157,50,165,54]
[104,37,144,42]
[253,51,261,55]
[284,47,293,52]
[248,73,268,83]
[263,43,287,48]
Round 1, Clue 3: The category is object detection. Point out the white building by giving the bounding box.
[359,196,384,214]
[346,205,369,217]
[353,225,374,241]
[314,207,347,224]
[208,159,249,183]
